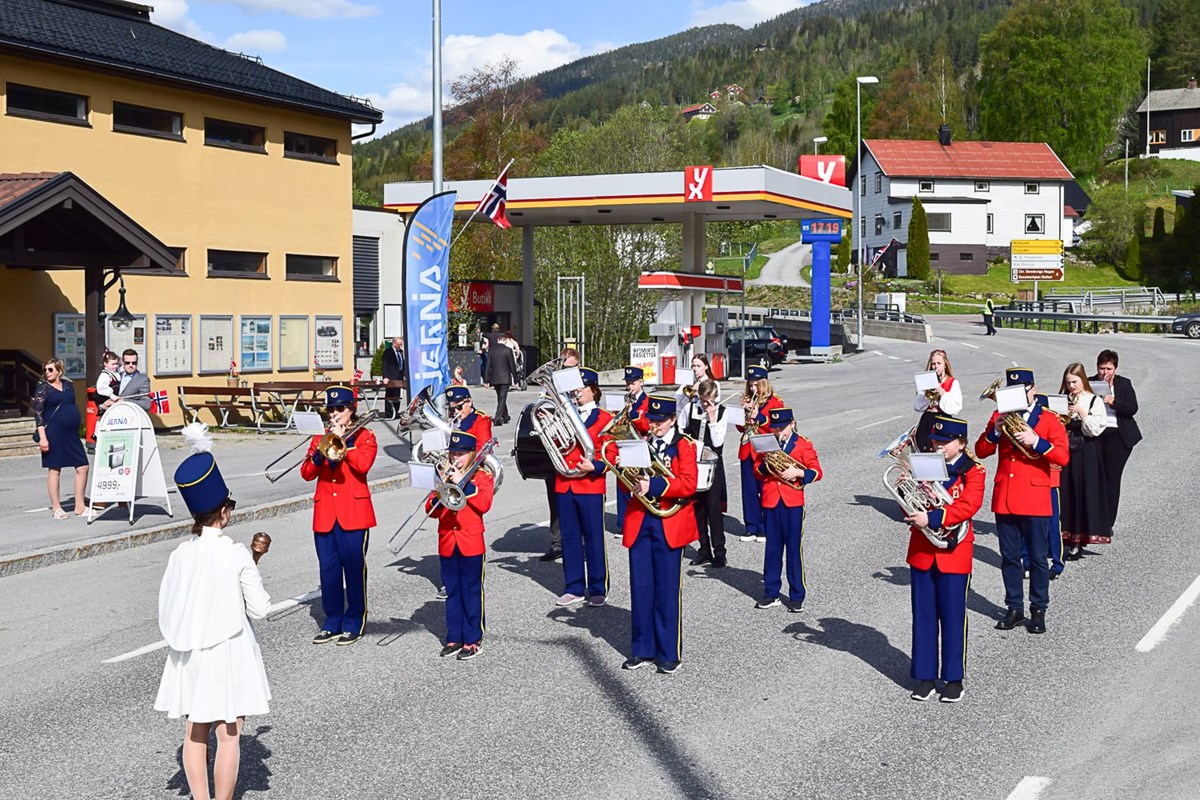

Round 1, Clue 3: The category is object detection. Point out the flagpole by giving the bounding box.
[450,157,515,249]
[432,0,443,193]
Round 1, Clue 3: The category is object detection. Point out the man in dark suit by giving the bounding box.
[380,337,406,418]
[117,349,151,411]
[1091,349,1141,529]
[483,331,517,425]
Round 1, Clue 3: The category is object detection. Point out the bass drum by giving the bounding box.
[514,402,556,480]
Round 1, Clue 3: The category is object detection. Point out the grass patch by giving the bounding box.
[1090,158,1200,233]
[712,254,769,280]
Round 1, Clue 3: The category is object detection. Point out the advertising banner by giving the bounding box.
[402,190,457,400]
[629,342,659,384]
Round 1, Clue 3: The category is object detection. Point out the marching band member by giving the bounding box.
[1058,363,1111,559]
[446,385,492,451]
[554,367,613,607]
[614,366,651,535]
[1030,394,1065,580]
[755,408,822,611]
[913,349,963,452]
[425,431,494,661]
[682,379,728,568]
[539,347,579,563]
[974,368,1068,635]
[300,386,378,646]
[903,416,984,704]
[619,395,699,674]
[737,365,784,543]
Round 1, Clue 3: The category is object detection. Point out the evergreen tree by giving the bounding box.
[1153,207,1166,241]
[1123,232,1142,282]
[837,228,851,274]
[1169,192,1200,290]
[907,198,931,280]
[1149,0,1200,90]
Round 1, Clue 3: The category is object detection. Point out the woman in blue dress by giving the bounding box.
[34,358,90,518]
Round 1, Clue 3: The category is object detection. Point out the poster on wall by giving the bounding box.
[238,315,273,372]
[629,342,659,385]
[313,315,343,370]
[278,316,309,371]
[383,304,404,339]
[198,316,234,375]
[154,315,192,376]
[53,313,87,379]
[106,315,149,371]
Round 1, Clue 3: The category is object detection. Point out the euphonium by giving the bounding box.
[979,378,1038,459]
[526,358,596,477]
[881,449,967,549]
[599,442,682,518]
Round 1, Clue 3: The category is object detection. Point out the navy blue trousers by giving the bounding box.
[440,549,484,645]
[314,523,368,635]
[740,456,765,535]
[910,565,970,682]
[1022,487,1063,575]
[616,486,629,534]
[762,504,806,602]
[558,492,608,598]
[997,513,1050,612]
[628,517,684,664]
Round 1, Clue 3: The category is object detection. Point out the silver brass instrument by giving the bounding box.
[264,409,380,483]
[979,377,1038,459]
[882,447,967,549]
[435,437,503,511]
[526,358,596,477]
[397,388,455,464]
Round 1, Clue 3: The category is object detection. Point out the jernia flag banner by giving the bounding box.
[402,190,457,400]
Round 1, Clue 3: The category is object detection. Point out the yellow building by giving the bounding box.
[0,0,381,428]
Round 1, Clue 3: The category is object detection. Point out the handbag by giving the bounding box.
[33,383,62,443]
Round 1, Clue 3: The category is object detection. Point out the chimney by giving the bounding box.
[937,124,952,147]
[1189,77,1197,90]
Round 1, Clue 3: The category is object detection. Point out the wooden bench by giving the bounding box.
[177,386,260,429]
[255,381,380,428]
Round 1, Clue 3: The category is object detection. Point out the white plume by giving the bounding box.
[181,422,214,454]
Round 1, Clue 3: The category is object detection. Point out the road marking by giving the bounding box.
[888,356,900,360]
[992,352,1007,358]
[25,507,50,514]
[103,587,321,664]
[858,414,905,430]
[960,342,979,349]
[872,350,884,356]
[1136,573,1200,652]
[1012,360,1019,367]
[1006,777,1052,800]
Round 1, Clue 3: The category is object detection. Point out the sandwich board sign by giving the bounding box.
[87,400,172,524]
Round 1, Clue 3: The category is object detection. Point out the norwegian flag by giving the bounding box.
[149,390,170,415]
[473,160,512,229]
[229,359,237,373]
[352,367,363,385]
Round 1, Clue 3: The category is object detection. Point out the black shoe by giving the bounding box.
[539,547,563,562]
[755,597,782,609]
[312,629,339,645]
[656,661,680,675]
[710,556,727,568]
[910,680,936,701]
[1064,546,1083,561]
[689,552,713,566]
[1050,570,1062,581]
[336,632,361,646]
[435,586,448,600]
[787,602,804,613]
[995,609,1025,630]
[940,681,964,703]
[1028,609,1047,634]
[622,656,654,671]
[440,642,462,657]
[457,642,481,660]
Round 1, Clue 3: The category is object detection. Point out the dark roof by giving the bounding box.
[1136,87,1200,114]
[0,0,382,124]
[0,172,58,210]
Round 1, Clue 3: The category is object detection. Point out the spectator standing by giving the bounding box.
[380,337,407,418]
[34,358,90,518]
[1089,350,1141,530]
[117,349,151,411]
[483,330,518,425]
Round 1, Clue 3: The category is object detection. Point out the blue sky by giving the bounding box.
[151,0,811,136]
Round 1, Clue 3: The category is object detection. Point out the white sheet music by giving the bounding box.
[724,406,746,427]
[422,429,448,453]
[995,385,1028,414]
[552,367,584,393]
[603,393,626,412]
[1046,394,1069,416]
[291,411,325,435]
[914,370,940,392]
[750,434,780,454]
[616,440,651,468]
[909,453,950,482]
[1090,380,1111,397]
[408,462,438,490]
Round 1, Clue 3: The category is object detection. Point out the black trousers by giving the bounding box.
[983,314,996,335]
[1098,432,1133,529]
[694,463,727,558]
[494,384,511,423]
[544,477,561,548]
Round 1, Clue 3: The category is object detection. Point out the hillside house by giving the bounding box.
[681,102,716,121]
[1138,78,1200,161]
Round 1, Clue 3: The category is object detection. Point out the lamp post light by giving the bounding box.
[855,75,879,353]
[813,135,827,155]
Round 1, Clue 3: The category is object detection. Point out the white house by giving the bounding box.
[352,206,405,370]
[680,102,717,121]
[858,127,1074,275]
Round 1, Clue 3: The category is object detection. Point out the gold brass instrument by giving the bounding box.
[924,387,941,403]
[599,441,683,518]
[681,385,697,401]
[979,378,1038,459]
[881,447,967,549]
[740,385,767,443]
[526,358,597,477]
[761,449,808,489]
[263,409,380,482]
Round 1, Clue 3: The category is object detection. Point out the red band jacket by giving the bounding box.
[300,427,378,532]
[737,392,785,460]
[974,404,1069,517]
[621,431,700,549]
[626,392,651,437]
[457,409,493,451]
[756,432,823,508]
[906,454,985,574]
[425,469,494,557]
[555,406,613,495]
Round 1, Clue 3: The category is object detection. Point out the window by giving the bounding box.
[284,131,338,162]
[874,172,882,193]
[927,212,951,232]
[1025,182,1040,195]
[975,180,990,192]
[208,250,267,277]
[286,254,338,280]
[960,252,974,261]
[205,118,266,152]
[893,212,903,229]
[1183,129,1197,143]
[987,213,994,234]
[126,247,187,275]
[860,217,865,237]
[113,101,182,139]
[874,215,885,236]
[860,175,866,196]
[919,180,934,193]
[1024,214,1045,234]
[6,83,87,124]
[929,252,940,262]
[1150,130,1166,145]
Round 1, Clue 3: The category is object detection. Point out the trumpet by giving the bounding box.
[924,387,941,403]
[263,409,380,483]
[979,378,1037,459]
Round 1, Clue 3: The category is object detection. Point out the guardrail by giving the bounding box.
[995,308,1176,334]
[1044,286,1166,312]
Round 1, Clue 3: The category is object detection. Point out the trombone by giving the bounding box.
[264,409,380,483]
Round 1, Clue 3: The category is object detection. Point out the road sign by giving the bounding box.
[1011,239,1063,255]
[1012,266,1064,282]
[1011,239,1064,283]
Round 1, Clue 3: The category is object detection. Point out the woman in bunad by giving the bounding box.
[1058,363,1110,561]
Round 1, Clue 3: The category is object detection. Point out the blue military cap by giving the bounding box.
[1006,367,1034,387]
[1033,393,1050,409]
[646,394,677,422]
[446,386,470,404]
[747,365,768,381]
[325,385,356,408]
[579,367,600,386]
[624,366,644,382]
[930,415,968,441]
[448,430,476,452]
[769,407,794,428]
[174,452,231,517]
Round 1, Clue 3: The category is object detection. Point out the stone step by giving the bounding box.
[0,416,36,433]
[0,417,40,457]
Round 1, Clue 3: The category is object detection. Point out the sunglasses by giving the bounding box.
[123,360,138,365]
[43,367,55,373]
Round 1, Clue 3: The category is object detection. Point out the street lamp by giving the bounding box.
[109,276,136,331]
[813,135,827,155]
[855,75,879,353]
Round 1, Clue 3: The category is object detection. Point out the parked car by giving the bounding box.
[1172,311,1200,339]
[725,325,789,366]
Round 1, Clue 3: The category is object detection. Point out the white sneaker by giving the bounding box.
[555,593,585,607]
[740,534,755,542]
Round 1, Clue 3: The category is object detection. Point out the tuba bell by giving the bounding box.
[525,359,597,478]
[882,448,968,549]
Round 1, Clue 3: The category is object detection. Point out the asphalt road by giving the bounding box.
[749,240,811,287]
[1,318,1197,800]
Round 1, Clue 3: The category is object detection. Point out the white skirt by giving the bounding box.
[154,620,271,723]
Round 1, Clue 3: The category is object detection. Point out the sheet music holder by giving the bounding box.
[995,385,1029,414]
[749,434,780,454]
[616,439,651,468]
[408,461,438,489]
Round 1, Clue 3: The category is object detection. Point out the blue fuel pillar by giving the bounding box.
[800,218,843,356]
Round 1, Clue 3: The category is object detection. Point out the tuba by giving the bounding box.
[882,448,967,549]
[526,359,597,477]
[979,378,1038,459]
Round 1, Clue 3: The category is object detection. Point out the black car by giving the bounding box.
[1172,312,1200,339]
[726,325,789,366]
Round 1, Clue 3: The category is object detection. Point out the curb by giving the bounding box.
[0,472,411,579]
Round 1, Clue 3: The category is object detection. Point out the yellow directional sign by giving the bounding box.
[1011,239,1064,255]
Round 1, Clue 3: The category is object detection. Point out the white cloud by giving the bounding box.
[151,0,216,42]
[225,29,288,53]
[688,0,810,28]
[198,0,379,19]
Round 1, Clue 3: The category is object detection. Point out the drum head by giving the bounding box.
[514,403,555,480]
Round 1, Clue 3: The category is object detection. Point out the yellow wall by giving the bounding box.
[1,54,358,426]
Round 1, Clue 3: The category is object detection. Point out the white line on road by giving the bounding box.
[1136,573,1200,652]
[858,414,905,431]
[1006,776,1052,800]
[1012,360,1019,367]
[992,352,1007,358]
[872,350,884,356]
[960,342,979,349]
[888,356,900,360]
